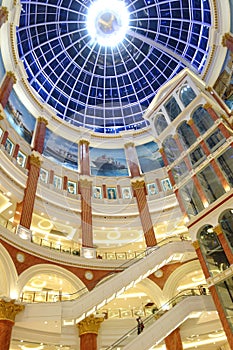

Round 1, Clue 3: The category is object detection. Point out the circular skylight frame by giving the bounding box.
[16,0,212,134]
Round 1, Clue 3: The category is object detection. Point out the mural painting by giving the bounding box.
[43,129,78,170]
[90,147,128,177]
[5,89,35,144]
[136,141,164,173]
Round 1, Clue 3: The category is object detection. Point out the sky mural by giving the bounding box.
[136,141,164,173]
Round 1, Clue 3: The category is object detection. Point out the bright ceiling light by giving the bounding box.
[87,0,129,47]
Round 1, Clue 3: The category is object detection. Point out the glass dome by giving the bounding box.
[16,0,211,134]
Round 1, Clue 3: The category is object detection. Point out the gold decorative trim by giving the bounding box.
[1,7,9,21]
[214,224,222,235]
[6,71,17,84]
[131,179,145,190]
[124,142,135,148]
[29,154,41,168]
[0,298,24,322]
[37,117,48,125]
[192,240,199,250]
[77,315,104,336]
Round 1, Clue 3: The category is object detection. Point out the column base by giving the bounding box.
[81,246,97,259]
[16,225,32,241]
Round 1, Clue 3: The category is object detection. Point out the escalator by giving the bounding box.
[105,291,215,350]
[19,241,195,324]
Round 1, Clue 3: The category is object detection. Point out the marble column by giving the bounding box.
[131,178,157,247]
[33,117,48,154]
[192,241,210,279]
[165,328,183,350]
[79,177,94,250]
[124,142,141,177]
[214,225,233,264]
[19,153,42,229]
[0,7,8,28]
[77,315,104,350]
[0,298,25,350]
[79,139,90,176]
[0,72,16,109]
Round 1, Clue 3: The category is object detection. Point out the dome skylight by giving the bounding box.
[87,0,129,47]
[16,0,211,134]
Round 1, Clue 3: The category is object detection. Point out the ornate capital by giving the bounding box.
[214,224,223,236]
[192,240,199,250]
[1,7,9,20]
[131,178,145,190]
[79,139,90,146]
[0,298,25,322]
[79,176,92,188]
[77,315,104,336]
[29,154,42,168]
[203,102,212,110]
[37,116,48,125]
[222,32,232,47]
[124,142,135,149]
[6,71,17,84]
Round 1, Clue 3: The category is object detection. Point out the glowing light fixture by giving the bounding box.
[87,0,129,47]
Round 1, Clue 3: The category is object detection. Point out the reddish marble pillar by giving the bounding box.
[79,140,90,176]
[174,189,187,217]
[0,72,16,109]
[20,154,41,229]
[208,284,233,348]
[33,117,48,154]
[0,298,24,350]
[63,176,68,191]
[0,7,8,28]
[200,139,211,156]
[131,179,157,247]
[192,241,210,279]
[77,315,104,350]
[80,177,93,248]
[124,142,141,177]
[214,225,233,264]
[12,144,20,159]
[1,130,9,146]
[159,148,169,167]
[165,328,183,350]
[49,170,54,184]
[187,119,201,138]
[210,159,230,192]
[192,174,209,208]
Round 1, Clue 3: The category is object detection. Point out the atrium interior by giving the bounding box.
[0,1,232,350]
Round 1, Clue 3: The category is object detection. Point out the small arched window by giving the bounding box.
[180,84,196,107]
[177,121,197,149]
[163,136,180,164]
[192,106,214,134]
[154,114,168,135]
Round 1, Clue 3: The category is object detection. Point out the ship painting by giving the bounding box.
[43,130,78,170]
[90,148,128,177]
[5,100,34,144]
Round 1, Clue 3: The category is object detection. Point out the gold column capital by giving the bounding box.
[77,315,104,336]
[222,32,233,47]
[131,178,145,190]
[0,298,25,322]
[214,224,223,236]
[79,176,92,188]
[203,102,213,110]
[79,139,90,146]
[124,142,135,149]
[37,116,48,125]
[29,153,42,168]
[192,240,200,250]
[1,7,9,20]
[6,71,17,84]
